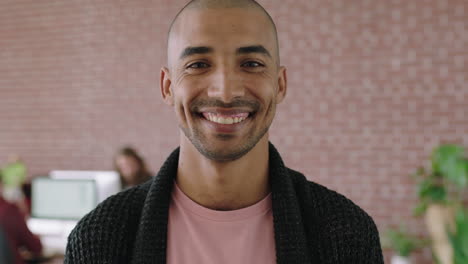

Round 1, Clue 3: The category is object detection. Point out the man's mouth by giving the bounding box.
[200,112,251,125]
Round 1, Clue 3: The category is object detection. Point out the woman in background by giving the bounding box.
[0,173,42,264]
[114,147,153,190]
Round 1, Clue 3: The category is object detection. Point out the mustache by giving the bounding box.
[191,98,260,112]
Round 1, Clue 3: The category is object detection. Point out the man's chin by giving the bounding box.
[194,143,251,163]
[181,124,268,162]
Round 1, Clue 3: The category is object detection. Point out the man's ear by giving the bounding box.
[160,67,174,106]
[276,66,287,104]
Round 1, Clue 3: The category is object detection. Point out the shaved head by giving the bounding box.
[167,0,280,66]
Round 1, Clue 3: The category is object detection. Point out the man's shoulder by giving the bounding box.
[286,167,377,231]
[286,168,383,262]
[65,181,151,263]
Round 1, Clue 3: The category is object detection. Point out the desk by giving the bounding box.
[27,218,76,255]
[41,256,64,264]
[26,218,76,264]
[23,252,64,264]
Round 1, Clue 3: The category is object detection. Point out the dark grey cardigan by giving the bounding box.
[65,143,383,264]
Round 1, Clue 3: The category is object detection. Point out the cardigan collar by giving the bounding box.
[131,143,310,264]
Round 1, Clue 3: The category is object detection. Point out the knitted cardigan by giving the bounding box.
[65,143,383,264]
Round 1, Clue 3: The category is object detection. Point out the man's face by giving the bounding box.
[162,8,287,162]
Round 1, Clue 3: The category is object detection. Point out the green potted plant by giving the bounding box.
[0,155,27,201]
[382,226,425,264]
[448,207,468,264]
[413,144,468,264]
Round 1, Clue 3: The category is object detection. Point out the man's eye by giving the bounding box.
[187,62,209,69]
[241,61,264,68]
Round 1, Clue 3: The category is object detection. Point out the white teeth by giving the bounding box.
[205,114,247,124]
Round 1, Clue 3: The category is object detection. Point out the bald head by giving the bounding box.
[167,0,280,66]
[169,0,278,36]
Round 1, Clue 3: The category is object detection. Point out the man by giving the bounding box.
[65,0,383,263]
[0,173,42,264]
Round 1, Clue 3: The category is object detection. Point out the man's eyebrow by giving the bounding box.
[236,45,271,58]
[180,46,213,59]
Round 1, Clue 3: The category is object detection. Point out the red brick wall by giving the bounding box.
[1,1,467,262]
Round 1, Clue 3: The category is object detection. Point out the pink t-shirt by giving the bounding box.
[166,183,276,264]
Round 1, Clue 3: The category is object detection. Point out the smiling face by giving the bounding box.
[161,7,287,162]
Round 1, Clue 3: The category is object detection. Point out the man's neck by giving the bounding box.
[176,135,270,211]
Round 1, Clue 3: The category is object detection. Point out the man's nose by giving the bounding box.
[207,68,244,103]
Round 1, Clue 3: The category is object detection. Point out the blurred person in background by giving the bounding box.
[114,147,153,189]
[0,172,42,264]
[1,155,30,217]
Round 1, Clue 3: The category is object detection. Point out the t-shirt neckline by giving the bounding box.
[171,182,272,222]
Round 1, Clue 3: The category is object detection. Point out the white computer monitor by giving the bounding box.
[31,178,97,220]
[49,170,121,203]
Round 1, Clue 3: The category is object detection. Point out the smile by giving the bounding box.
[201,112,250,125]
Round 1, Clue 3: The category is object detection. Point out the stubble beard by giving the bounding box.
[180,102,276,162]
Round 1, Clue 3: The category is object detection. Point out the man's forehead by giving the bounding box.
[168,8,277,60]
[172,8,271,38]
